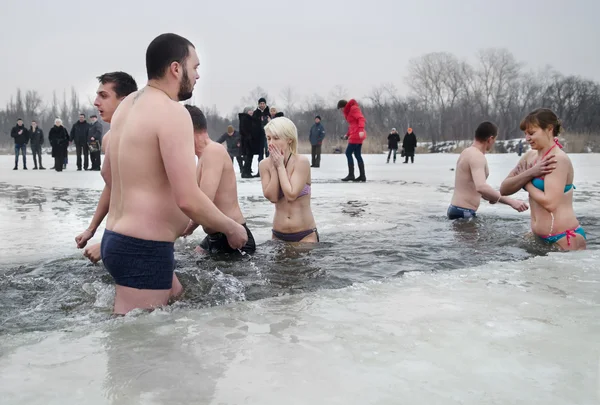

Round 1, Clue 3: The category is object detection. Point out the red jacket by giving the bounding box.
[343,99,367,144]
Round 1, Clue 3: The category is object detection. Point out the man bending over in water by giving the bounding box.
[96,33,247,314]
[180,105,256,254]
[75,72,138,262]
[448,121,529,219]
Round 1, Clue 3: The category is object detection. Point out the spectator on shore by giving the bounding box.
[88,115,103,170]
[29,120,45,170]
[387,128,401,163]
[49,118,70,172]
[402,127,417,164]
[253,97,271,169]
[70,113,91,171]
[239,106,256,178]
[11,118,29,170]
[309,115,326,168]
[337,99,367,182]
[216,125,243,173]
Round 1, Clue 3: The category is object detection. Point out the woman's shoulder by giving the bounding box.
[259,157,272,169]
[294,154,310,167]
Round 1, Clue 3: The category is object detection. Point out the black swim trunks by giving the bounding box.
[199,223,256,255]
[101,229,175,290]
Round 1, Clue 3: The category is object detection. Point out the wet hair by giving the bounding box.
[97,71,138,99]
[146,33,194,80]
[184,105,207,133]
[337,100,348,109]
[519,108,562,137]
[264,117,298,154]
[79,113,86,117]
[474,121,498,142]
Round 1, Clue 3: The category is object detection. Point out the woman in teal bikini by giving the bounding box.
[500,108,586,251]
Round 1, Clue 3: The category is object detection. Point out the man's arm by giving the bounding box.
[524,156,569,212]
[470,153,503,203]
[77,139,113,248]
[198,149,225,202]
[318,126,326,142]
[259,159,280,203]
[215,133,228,144]
[158,104,242,239]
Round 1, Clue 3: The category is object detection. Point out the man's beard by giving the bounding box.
[177,69,194,101]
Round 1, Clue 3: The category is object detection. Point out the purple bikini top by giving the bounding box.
[279,184,311,200]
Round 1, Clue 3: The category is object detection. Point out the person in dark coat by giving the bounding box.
[11,118,30,170]
[252,97,271,173]
[49,118,70,172]
[239,107,256,178]
[387,128,401,163]
[216,125,243,173]
[70,113,91,170]
[402,127,417,164]
[309,115,326,167]
[88,115,103,170]
[29,120,46,170]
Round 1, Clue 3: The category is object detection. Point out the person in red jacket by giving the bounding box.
[337,99,367,181]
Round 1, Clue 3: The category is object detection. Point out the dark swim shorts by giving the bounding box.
[447,204,477,220]
[101,229,175,290]
[199,223,256,255]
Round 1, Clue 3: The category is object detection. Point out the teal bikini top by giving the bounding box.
[531,177,574,193]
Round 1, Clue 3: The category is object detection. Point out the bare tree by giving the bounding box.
[279,86,298,117]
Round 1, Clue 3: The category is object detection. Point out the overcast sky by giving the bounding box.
[1,0,598,116]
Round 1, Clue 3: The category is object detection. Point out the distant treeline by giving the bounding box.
[2,48,599,150]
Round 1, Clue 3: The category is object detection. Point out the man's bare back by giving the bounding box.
[180,105,255,255]
[447,122,528,220]
[196,142,245,234]
[450,146,489,211]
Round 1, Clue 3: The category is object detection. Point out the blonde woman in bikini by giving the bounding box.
[259,117,319,243]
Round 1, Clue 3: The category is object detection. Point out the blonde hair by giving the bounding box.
[264,117,298,154]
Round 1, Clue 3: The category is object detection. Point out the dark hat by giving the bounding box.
[258,97,266,104]
[315,115,321,120]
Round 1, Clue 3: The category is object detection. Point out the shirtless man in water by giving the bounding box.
[96,33,247,314]
[448,121,529,219]
[75,72,138,261]
[180,105,256,254]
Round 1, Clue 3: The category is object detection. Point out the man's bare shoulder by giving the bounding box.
[462,146,485,162]
[205,142,228,157]
[200,143,229,167]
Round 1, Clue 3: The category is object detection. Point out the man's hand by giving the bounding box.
[83,243,101,264]
[508,199,529,212]
[359,131,365,139]
[90,137,95,141]
[225,222,248,250]
[18,130,23,135]
[75,229,95,249]
[181,221,198,237]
